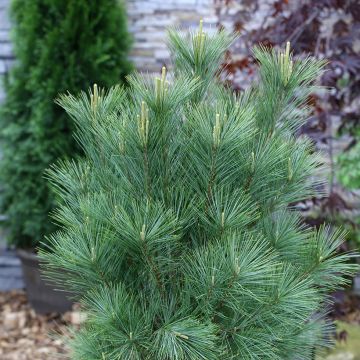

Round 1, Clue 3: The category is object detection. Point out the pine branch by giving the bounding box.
[40,23,359,360]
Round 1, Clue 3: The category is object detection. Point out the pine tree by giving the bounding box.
[0,0,132,248]
[41,23,358,359]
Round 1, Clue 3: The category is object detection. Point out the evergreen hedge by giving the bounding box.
[0,0,132,248]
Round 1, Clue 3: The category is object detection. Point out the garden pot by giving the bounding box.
[17,249,73,314]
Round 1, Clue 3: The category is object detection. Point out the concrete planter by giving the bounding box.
[17,249,73,314]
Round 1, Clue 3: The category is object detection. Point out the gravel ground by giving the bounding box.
[0,290,83,360]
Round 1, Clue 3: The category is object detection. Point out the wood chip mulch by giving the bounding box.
[0,290,84,360]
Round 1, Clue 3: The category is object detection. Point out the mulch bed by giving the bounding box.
[0,290,83,360]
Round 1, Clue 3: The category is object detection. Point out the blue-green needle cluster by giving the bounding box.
[41,23,358,359]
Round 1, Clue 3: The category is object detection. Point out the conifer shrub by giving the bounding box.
[41,23,358,359]
[0,0,132,248]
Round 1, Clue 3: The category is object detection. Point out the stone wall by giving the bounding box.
[0,0,220,99]
[127,0,218,72]
[0,0,12,102]
[0,0,275,97]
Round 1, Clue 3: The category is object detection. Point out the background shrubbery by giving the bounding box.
[0,0,132,248]
[219,0,360,249]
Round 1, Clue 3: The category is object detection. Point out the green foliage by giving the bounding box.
[0,0,132,248]
[41,24,358,359]
[337,139,360,189]
[336,132,360,247]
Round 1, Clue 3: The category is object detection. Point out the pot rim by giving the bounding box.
[17,249,38,261]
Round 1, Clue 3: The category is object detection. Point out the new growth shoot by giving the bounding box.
[137,101,150,145]
[213,113,221,148]
[279,41,293,85]
[155,66,169,103]
[193,19,206,63]
[91,83,100,113]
